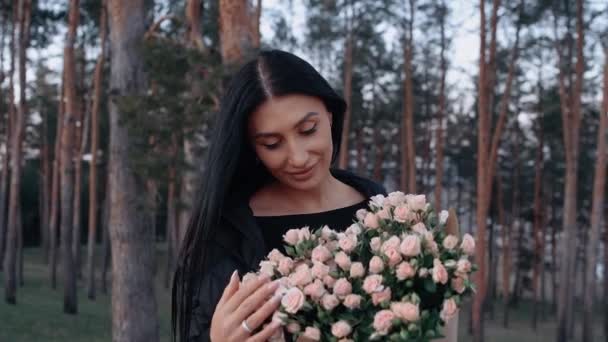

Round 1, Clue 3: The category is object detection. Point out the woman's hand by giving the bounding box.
[210,271,283,342]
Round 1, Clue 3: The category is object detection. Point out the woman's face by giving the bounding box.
[248,94,334,191]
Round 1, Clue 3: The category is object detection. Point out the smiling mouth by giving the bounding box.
[288,164,316,177]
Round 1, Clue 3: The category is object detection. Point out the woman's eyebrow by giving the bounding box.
[253,111,319,138]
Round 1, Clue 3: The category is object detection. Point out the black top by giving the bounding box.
[253,200,369,255]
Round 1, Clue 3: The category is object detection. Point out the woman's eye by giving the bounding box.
[302,125,317,135]
[263,142,280,150]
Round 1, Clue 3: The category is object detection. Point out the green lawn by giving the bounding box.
[1,247,605,341]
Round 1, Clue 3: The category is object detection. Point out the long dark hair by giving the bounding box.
[172,49,346,341]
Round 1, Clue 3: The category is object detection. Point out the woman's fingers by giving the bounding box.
[247,320,282,342]
[217,270,239,309]
[237,290,282,338]
[224,274,271,312]
[233,280,280,324]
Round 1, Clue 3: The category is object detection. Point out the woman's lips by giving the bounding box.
[288,164,316,180]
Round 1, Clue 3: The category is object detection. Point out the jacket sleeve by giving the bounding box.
[188,250,243,341]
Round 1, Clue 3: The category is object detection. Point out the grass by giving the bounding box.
[1,246,606,341]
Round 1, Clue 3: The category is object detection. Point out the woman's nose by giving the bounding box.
[286,141,309,167]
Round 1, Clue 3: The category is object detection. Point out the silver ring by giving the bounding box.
[241,319,253,333]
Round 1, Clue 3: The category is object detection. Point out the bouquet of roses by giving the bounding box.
[242,192,477,341]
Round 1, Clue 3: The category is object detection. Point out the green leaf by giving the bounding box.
[424,278,437,293]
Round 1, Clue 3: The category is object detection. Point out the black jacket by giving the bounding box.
[188,168,387,341]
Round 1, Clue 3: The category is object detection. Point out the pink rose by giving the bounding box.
[331,321,352,338]
[362,274,384,294]
[372,287,391,305]
[349,262,365,278]
[391,302,420,322]
[377,207,391,220]
[442,235,459,250]
[345,223,362,236]
[320,225,334,240]
[259,261,275,277]
[370,237,382,252]
[284,229,300,245]
[325,240,339,252]
[289,264,313,287]
[277,257,294,276]
[338,235,357,253]
[334,251,352,271]
[323,275,337,288]
[418,268,429,277]
[440,298,458,322]
[356,208,368,221]
[311,245,332,263]
[457,258,472,275]
[406,194,426,211]
[303,279,326,300]
[267,249,285,263]
[384,247,402,267]
[372,310,395,335]
[287,322,301,333]
[432,259,449,284]
[451,277,466,294]
[364,212,380,229]
[387,191,406,207]
[343,294,362,309]
[393,204,410,223]
[381,236,401,252]
[411,222,427,235]
[321,293,339,310]
[369,256,384,274]
[333,278,353,298]
[369,194,386,209]
[400,235,421,257]
[302,327,321,341]
[396,262,416,280]
[311,261,330,279]
[461,234,476,255]
[281,287,305,314]
[298,227,311,242]
[439,210,449,225]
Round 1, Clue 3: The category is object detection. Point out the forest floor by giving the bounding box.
[0,246,606,342]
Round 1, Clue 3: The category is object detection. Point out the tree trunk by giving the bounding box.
[165,163,178,289]
[555,1,584,340]
[0,8,8,272]
[401,0,416,193]
[532,79,545,331]
[497,172,510,328]
[49,69,65,290]
[100,175,110,295]
[551,191,558,314]
[219,0,257,65]
[86,0,107,300]
[16,201,23,286]
[339,25,353,170]
[60,0,80,314]
[3,0,30,305]
[604,205,608,341]
[0,56,11,272]
[433,4,447,211]
[41,99,51,263]
[581,51,607,342]
[107,1,159,340]
[72,89,88,280]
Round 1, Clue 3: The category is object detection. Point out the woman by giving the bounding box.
[172,50,457,342]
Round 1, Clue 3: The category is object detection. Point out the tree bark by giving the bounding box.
[400,0,416,193]
[100,172,110,295]
[107,1,159,340]
[433,2,447,211]
[60,0,80,314]
[49,69,65,290]
[219,0,257,65]
[40,95,51,263]
[497,171,510,328]
[86,0,107,300]
[0,11,14,272]
[555,1,584,340]
[3,0,30,305]
[581,50,607,342]
[532,92,544,331]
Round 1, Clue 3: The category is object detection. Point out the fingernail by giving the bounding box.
[259,273,271,282]
[267,280,279,291]
[230,270,238,282]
